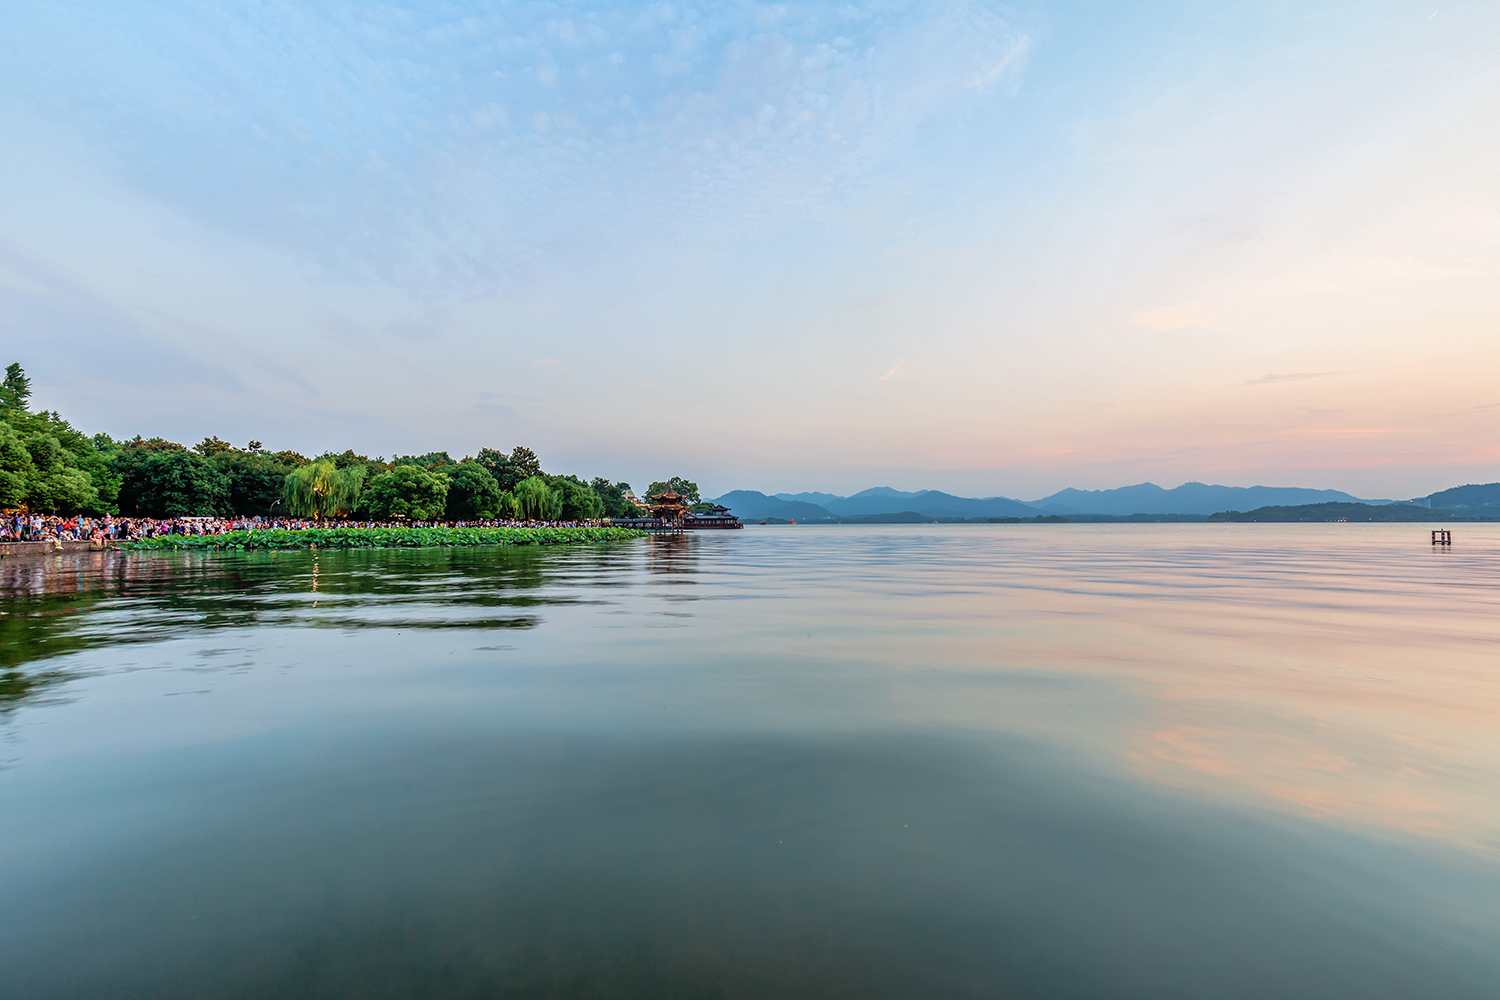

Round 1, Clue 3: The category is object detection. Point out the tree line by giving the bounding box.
[0,364,662,521]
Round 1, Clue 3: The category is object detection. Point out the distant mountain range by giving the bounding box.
[1027,482,1392,516]
[777,487,1039,519]
[712,482,1399,521]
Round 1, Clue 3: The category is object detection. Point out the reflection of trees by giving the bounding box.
[0,541,644,717]
[0,667,75,720]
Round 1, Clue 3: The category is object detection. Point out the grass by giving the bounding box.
[119,525,645,551]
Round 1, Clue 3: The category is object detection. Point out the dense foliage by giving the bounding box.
[1,363,652,520]
[514,476,562,520]
[647,476,700,503]
[362,466,450,520]
[444,462,505,519]
[284,460,367,519]
[120,525,643,550]
[113,442,228,517]
[0,364,115,514]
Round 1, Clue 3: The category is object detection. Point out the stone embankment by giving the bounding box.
[0,540,106,558]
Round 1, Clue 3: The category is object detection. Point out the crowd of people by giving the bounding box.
[2,514,614,543]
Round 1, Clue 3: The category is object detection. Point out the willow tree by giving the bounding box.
[494,490,519,520]
[283,460,365,520]
[514,476,562,520]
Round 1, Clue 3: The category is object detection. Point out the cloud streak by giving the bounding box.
[0,1,1030,296]
[1248,372,1347,385]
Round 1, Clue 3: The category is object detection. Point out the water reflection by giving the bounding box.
[645,532,699,577]
[2,526,1500,997]
[0,545,636,714]
[6,529,1500,851]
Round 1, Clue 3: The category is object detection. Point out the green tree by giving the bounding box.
[545,475,604,520]
[394,451,453,470]
[509,446,541,479]
[589,478,640,518]
[477,446,543,491]
[475,447,511,482]
[0,366,116,514]
[0,422,37,508]
[25,433,63,473]
[444,462,503,520]
[112,444,231,516]
[32,468,99,514]
[646,477,700,504]
[513,476,561,520]
[214,451,296,515]
[12,420,116,515]
[0,470,25,509]
[361,465,450,520]
[283,460,366,520]
[0,421,37,477]
[193,436,234,457]
[1,363,31,411]
[324,449,387,484]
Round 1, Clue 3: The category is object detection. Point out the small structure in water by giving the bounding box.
[1432,529,1452,546]
[683,503,742,530]
[609,489,743,531]
[647,487,689,522]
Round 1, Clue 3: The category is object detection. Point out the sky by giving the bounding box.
[1,0,1497,501]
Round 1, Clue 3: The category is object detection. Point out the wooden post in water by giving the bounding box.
[1432,529,1452,546]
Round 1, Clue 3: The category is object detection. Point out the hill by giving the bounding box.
[1032,482,1386,516]
[1422,483,1500,509]
[712,491,834,521]
[1207,502,1500,522]
[791,487,1039,519]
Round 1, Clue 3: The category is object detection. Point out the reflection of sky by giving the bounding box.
[884,525,1500,855]
[8,525,1500,854]
[2,2,1497,497]
[5,528,1500,993]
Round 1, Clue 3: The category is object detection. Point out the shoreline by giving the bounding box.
[116,525,645,551]
[0,539,107,559]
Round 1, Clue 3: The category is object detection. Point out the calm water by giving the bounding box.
[2,524,1499,999]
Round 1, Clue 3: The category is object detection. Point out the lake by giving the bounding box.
[2,524,1498,998]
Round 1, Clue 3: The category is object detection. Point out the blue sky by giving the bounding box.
[3,1,1497,498]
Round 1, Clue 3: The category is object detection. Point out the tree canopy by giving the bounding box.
[590,478,640,518]
[545,475,604,520]
[1,363,32,411]
[362,465,449,520]
[514,476,562,520]
[0,367,117,514]
[0,364,681,522]
[444,462,504,520]
[114,444,229,517]
[647,477,700,504]
[284,460,366,520]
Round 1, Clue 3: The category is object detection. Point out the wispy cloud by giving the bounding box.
[878,359,906,381]
[1284,427,1406,435]
[1248,372,1346,385]
[0,1,1032,297]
